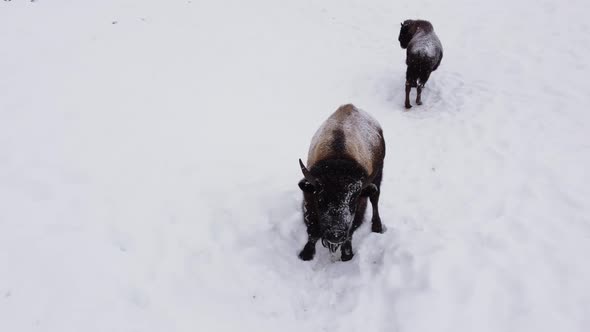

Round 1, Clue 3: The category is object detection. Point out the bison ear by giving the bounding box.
[298,179,315,193]
[361,183,378,197]
[400,22,403,27]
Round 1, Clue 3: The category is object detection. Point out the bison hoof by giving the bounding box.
[416,100,423,105]
[341,250,354,261]
[372,218,386,233]
[298,248,315,261]
[341,242,353,261]
[405,104,412,109]
[371,224,384,233]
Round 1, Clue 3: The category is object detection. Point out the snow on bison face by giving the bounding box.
[299,160,378,252]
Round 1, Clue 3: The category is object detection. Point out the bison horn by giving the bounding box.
[299,159,318,186]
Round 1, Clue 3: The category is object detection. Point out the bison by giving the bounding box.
[297,104,386,261]
[398,19,443,109]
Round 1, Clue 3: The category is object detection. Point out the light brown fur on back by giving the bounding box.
[307,104,383,175]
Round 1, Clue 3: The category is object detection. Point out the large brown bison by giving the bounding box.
[298,104,386,261]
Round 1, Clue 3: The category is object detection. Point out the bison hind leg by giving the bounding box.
[405,82,413,109]
[416,85,423,105]
[416,70,432,106]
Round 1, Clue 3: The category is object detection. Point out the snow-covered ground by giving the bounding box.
[1,0,590,331]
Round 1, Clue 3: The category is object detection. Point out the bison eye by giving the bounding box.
[298,179,315,193]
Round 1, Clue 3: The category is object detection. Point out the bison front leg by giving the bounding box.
[369,189,384,233]
[299,204,321,261]
[299,236,319,261]
[340,198,368,261]
[341,240,353,261]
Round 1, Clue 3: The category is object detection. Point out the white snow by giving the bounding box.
[1,0,590,332]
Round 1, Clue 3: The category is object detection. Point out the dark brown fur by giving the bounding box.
[298,105,386,261]
[398,20,443,109]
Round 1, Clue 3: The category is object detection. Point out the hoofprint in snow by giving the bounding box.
[1,0,589,332]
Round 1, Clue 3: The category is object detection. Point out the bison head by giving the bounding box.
[398,20,414,49]
[298,159,377,252]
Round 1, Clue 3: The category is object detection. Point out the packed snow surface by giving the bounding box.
[1,0,589,331]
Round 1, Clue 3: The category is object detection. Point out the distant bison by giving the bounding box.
[398,19,443,109]
[298,104,386,261]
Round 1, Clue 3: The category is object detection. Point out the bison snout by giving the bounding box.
[323,230,348,244]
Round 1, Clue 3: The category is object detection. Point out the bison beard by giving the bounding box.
[321,238,342,253]
[298,158,383,261]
